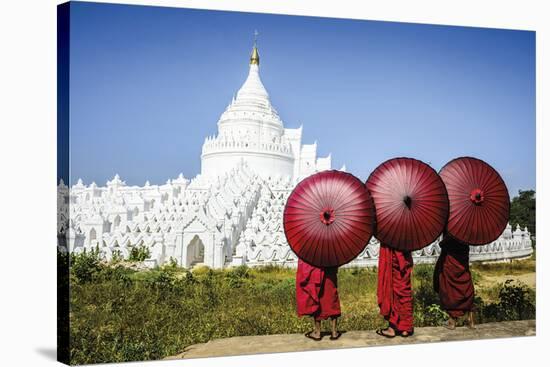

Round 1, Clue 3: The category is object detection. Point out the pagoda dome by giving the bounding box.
[217,45,284,139]
[201,42,294,180]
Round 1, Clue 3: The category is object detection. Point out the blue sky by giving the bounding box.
[68,2,535,196]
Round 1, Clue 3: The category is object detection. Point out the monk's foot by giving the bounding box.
[305,330,322,341]
[444,318,456,330]
[330,331,342,340]
[399,330,413,337]
[376,326,396,338]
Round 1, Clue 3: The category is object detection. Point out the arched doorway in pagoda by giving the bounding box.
[186,235,205,268]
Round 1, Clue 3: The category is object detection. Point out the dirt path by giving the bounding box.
[166,320,535,360]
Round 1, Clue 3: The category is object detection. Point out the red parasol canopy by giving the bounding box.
[439,157,510,246]
[283,170,375,268]
[366,157,449,251]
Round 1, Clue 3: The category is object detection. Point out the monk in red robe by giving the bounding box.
[433,235,475,329]
[296,258,341,340]
[376,243,414,337]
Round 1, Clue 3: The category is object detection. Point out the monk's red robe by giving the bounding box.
[296,259,341,321]
[433,236,474,318]
[377,244,414,333]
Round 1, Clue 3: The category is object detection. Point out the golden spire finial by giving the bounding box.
[250,30,260,65]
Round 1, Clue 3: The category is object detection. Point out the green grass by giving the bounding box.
[66,251,536,365]
[471,256,535,276]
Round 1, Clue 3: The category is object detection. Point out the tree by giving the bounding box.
[509,190,536,236]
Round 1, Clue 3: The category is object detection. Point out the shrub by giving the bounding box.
[414,283,442,326]
[412,264,442,326]
[110,249,123,264]
[481,280,535,322]
[164,256,178,269]
[253,264,286,273]
[224,265,250,288]
[414,279,439,309]
[501,280,535,317]
[95,264,133,285]
[70,247,103,283]
[349,267,367,276]
[128,244,151,262]
[422,304,448,326]
[413,264,434,280]
[191,264,212,276]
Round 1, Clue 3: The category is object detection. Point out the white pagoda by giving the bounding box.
[201,43,331,181]
[58,42,533,269]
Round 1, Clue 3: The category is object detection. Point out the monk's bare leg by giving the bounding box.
[467,311,476,329]
[445,314,457,330]
[330,317,341,339]
[305,318,322,340]
[312,319,321,338]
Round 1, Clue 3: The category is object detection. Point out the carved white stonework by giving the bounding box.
[57,46,533,269]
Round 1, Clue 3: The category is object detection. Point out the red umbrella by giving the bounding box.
[283,170,375,267]
[366,157,449,251]
[439,157,510,245]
